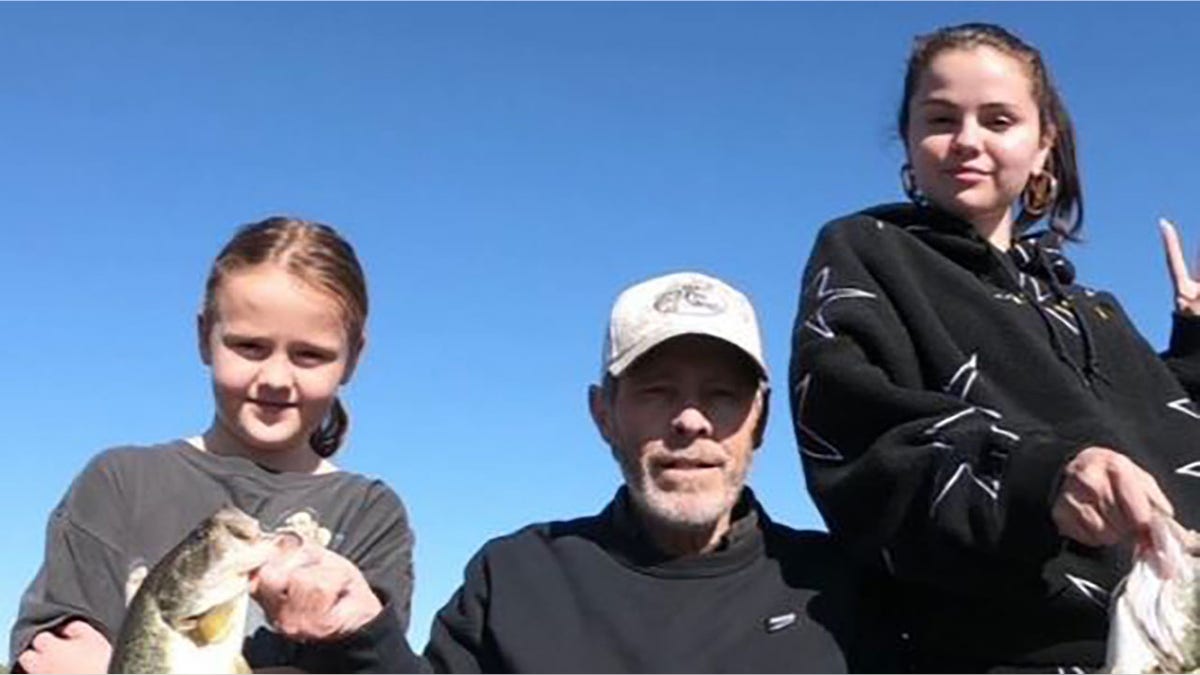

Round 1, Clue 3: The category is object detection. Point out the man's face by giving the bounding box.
[592,335,765,531]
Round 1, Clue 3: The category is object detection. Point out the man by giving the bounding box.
[418,271,897,673]
[251,271,898,673]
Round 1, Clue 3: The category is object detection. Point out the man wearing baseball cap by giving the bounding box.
[417,271,900,673]
[215,271,900,674]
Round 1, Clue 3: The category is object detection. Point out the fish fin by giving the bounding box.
[124,565,149,606]
[179,598,238,646]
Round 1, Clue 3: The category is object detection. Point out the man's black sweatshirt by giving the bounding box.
[423,487,899,673]
[330,487,901,673]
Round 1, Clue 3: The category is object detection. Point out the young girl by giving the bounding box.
[11,217,414,673]
[790,23,1200,672]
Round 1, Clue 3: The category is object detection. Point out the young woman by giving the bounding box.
[790,23,1200,672]
[12,217,414,673]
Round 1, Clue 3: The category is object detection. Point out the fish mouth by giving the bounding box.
[234,535,290,573]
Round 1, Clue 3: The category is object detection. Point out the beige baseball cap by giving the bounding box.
[601,271,767,379]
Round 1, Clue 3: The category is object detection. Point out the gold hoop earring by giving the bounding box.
[1022,171,1059,217]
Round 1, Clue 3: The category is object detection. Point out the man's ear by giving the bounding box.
[751,385,770,449]
[341,333,367,385]
[589,384,614,445]
[197,313,212,366]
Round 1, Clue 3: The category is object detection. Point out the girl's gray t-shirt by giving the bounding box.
[10,440,414,671]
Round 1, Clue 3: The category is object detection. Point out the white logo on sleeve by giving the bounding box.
[765,612,798,633]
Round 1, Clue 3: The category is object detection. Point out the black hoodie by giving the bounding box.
[789,203,1200,672]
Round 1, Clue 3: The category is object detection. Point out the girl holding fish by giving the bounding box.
[791,22,1200,672]
[11,217,412,673]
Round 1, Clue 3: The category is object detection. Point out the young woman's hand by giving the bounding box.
[251,540,383,643]
[1052,446,1174,547]
[1159,218,1200,316]
[16,620,112,674]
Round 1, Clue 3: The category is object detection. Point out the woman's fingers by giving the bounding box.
[1141,470,1175,518]
[1112,466,1156,535]
[1054,492,1116,547]
[1054,447,1176,548]
[1160,218,1192,296]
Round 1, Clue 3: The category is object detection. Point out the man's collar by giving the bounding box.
[604,486,763,572]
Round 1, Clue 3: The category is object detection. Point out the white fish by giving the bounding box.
[1105,516,1200,673]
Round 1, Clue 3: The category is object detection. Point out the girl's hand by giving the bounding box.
[252,541,382,643]
[1052,446,1174,548]
[17,620,112,674]
[1159,218,1200,316]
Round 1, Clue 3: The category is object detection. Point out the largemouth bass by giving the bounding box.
[1105,516,1200,673]
[108,506,276,674]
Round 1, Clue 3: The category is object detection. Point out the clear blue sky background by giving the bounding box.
[3,2,1199,654]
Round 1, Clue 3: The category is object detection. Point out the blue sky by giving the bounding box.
[3,2,1199,654]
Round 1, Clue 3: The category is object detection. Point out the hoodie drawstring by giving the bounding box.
[1009,233,1108,391]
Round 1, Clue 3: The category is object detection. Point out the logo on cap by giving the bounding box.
[652,282,726,316]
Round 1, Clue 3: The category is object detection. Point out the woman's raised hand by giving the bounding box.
[1159,218,1200,316]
